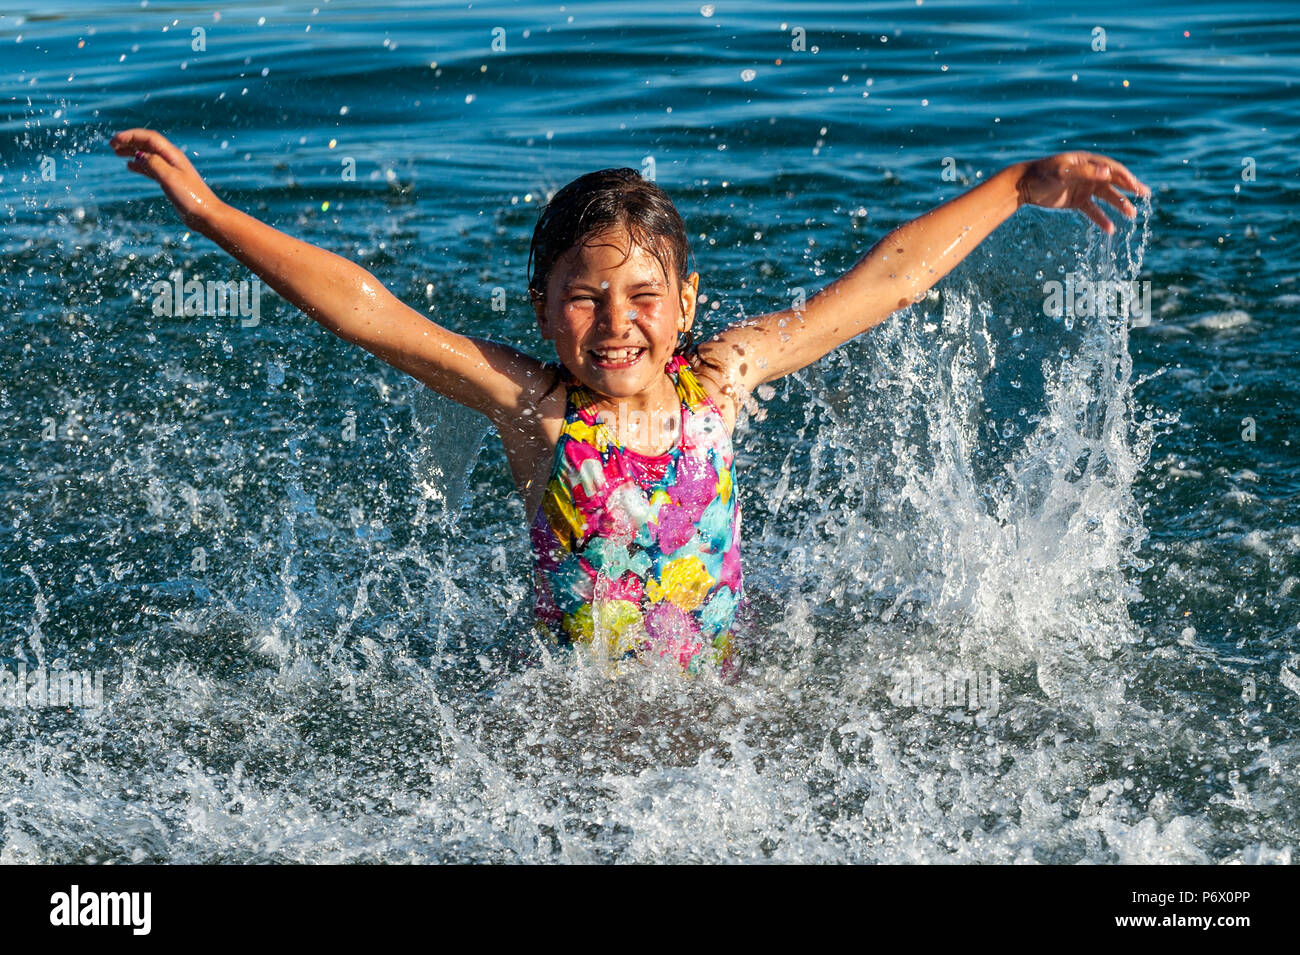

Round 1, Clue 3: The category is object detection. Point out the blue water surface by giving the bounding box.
[1,0,1297,863]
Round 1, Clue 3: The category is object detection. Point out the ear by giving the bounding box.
[679,271,700,335]
[530,288,551,340]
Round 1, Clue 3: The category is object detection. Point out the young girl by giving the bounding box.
[111,129,1148,676]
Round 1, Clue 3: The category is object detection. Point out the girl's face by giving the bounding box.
[533,228,697,400]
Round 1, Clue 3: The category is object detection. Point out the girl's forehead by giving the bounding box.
[555,232,669,280]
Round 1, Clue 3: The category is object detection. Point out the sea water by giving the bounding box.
[1,0,1297,863]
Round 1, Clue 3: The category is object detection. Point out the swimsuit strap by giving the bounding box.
[665,353,721,417]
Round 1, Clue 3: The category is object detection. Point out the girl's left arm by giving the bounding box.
[695,152,1150,398]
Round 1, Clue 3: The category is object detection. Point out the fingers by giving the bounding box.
[110,128,176,160]
[1064,152,1150,230]
[126,149,186,195]
[125,150,160,181]
[1096,182,1137,218]
[1024,150,1149,231]
[109,128,197,175]
[1084,151,1150,198]
[1104,156,1150,198]
[1078,198,1115,235]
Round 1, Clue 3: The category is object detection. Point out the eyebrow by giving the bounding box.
[560,280,666,293]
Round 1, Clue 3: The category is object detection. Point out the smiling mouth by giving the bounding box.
[589,347,646,368]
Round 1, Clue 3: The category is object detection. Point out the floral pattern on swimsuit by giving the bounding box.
[529,353,743,675]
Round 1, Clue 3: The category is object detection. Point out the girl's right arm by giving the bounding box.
[110,128,548,427]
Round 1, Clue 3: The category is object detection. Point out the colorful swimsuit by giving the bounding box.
[529,354,744,674]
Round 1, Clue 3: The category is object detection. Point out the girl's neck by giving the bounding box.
[584,361,681,454]
[591,372,676,414]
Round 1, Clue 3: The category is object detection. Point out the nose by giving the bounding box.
[596,296,636,337]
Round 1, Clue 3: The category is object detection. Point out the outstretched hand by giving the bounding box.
[1016,151,1150,235]
[110,128,222,230]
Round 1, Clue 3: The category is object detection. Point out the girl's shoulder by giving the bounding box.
[682,348,741,436]
[533,360,597,435]
[541,358,572,381]
[534,360,573,407]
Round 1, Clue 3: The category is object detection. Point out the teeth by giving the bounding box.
[592,348,643,362]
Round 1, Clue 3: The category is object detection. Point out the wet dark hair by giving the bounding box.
[528,167,698,354]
